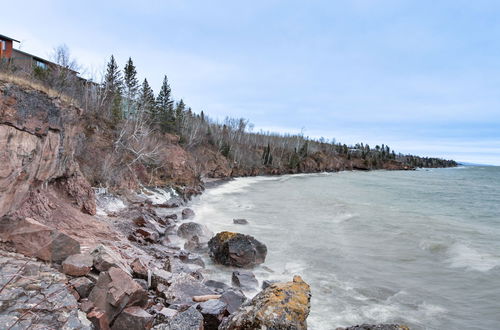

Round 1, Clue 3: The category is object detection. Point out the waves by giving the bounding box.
[446,243,500,272]
[420,239,500,272]
[194,166,500,329]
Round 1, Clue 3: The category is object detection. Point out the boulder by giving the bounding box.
[177,222,213,242]
[181,208,195,219]
[111,306,154,330]
[204,280,230,293]
[87,309,111,330]
[91,244,131,274]
[197,299,228,329]
[153,306,204,330]
[1,217,80,262]
[233,219,248,225]
[219,289,247,314]
[336,325,410,330]
[63,253,94,276]
[88,267,148,324]
[208,232,267,268]
[231,270,258,290]
[131,257,149,279]
[219,275,311,330]
[162,273,215,305]
[70,277,94,298]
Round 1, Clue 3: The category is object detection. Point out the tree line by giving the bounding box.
[0,48,457,185]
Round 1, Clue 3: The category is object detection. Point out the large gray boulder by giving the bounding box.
[177,222,213,242]
[208,231,267,268]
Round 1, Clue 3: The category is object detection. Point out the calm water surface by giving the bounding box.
[191,166,500,330]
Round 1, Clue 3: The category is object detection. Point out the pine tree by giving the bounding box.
[103,55,123,122]
[137,78,156,122]
[123,57,139,118]
[156,75,174,132]
[174,99,186,133]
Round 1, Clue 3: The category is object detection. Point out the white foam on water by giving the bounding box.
[95,194,126,215]
[138,186,174,205]
[206,176,278,197]
[446,243,500,272]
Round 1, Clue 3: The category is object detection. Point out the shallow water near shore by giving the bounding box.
[191,166,500,330]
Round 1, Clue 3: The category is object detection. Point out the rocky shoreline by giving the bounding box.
[0,181,412,329]
[0,77,414,329]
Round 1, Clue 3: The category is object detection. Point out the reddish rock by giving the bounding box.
[111,306,153,330]
[63,253,94,276]
[131,258,148,279]
[88,309,111,330]
[0,82,95,218]
[1,217,80,262]
[135,227,160,243]
[88,267,148,325]
[70,276,94,298]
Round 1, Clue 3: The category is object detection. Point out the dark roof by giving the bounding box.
[0,34,20,43]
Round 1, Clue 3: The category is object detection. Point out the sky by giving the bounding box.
[2,0,500,164]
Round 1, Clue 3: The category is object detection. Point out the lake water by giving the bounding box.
[191,166,500,330]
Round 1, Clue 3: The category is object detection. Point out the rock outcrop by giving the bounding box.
[63,253,94,276]
[208,231,267,268]
[219,275,311,330]
[0,80,95,218]
[0,250,92,329]
[0,216,80,262]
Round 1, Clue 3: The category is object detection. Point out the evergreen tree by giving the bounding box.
[103,55,123,122]
[123,57,139,118]
[175,99,186,133]
[156,75,174,132]
[137,78,156,121]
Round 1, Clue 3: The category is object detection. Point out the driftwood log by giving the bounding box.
[192,294,222,302]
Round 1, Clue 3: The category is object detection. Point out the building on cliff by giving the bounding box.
[0,33,78,76]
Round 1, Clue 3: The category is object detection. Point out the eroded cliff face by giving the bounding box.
[0,80,95,217]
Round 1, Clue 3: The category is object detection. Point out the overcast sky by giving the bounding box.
[3,0,500,164]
